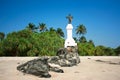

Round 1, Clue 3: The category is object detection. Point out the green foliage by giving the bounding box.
[79,36,87,43]
[94,46,115,56]
[0,32,5,41]
[0,22,119,56]
[78,42,116,56]
[76,24,87,36]
[75,23,117,56]
[56,28,64,37]
[0,29,64,56]
[78,42,95,56]
[26,23,37,32]
[33,31,64,56]
[114,46,120,56]
[49,27,56,32]
[38,23,47,32]
[94,45,106,56]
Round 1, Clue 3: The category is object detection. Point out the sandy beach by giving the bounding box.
[0,56,120,80]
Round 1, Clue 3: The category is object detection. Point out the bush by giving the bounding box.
[0,29,64,56]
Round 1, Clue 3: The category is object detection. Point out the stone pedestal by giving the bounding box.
[64,24,77,48]
[54,46,80,67]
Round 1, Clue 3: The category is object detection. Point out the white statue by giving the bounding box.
[64,14,77,48]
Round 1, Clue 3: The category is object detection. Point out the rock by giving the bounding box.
[48,56,60,64]
[17,46,80,78]
[66,46,72,52]
[49,46,80,67]
[56,48,67,59]
[58,59,72,67]
[17,57,64,78]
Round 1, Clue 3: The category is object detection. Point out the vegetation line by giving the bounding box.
[0,23,120,56]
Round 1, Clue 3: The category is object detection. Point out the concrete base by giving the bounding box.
[64,38,77,48]
[64,24,77,48]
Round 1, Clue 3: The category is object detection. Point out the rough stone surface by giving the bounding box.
[17,57,63,78]
[48,46,80,67]
[17,46,80,78]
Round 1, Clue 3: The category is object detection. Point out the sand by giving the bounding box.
[0,56,120,80]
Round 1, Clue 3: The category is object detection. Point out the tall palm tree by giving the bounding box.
[56,28,64,37]
[114,46,120,56]
[88,40,95,47]
[0,32,5,41]
[38,23,47,32]
[76,24,87,41]
[79,36,87,43]
[49,27,56,32]
[26,23,36,32]
[76,24,87,36]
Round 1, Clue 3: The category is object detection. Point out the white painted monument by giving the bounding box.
[64,14,77,48]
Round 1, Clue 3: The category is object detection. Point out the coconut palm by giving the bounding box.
[114,46,120,56]
[56,28,64,37]
[76,24,87,37]
[88,40,95,47]
[26,23,36,32]
[49,27,56,32]
[38,23,47,32]
[0,32,5,41]
[79,36,87,43]
[76,24,87,42]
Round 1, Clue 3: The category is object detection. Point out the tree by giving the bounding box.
[76,24,87,37]
[88,40,95,47]
[49,27,56,32]
[56,28,64,37]
[2,30,32,56]
[0,28,64,56]
[79,36,87,43]
[94,45,106,56]
[38,23,47,32]
[26,23,36,32]
[0,32,5,41]
[104,47,115,56]
[78,42,95,56]
[114,46,120,56]
[76,24,87,42]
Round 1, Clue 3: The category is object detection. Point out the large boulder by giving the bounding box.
[48,46,80,67]
[17,46,80,78]
[17,57,63,78]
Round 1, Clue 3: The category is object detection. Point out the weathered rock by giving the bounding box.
[49,46,80,67]
[17,46,80,78]
[17,57,63,78]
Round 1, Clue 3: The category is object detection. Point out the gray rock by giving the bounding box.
[49,46,80,67]
[17,57,63,78]
[17,46,80,78]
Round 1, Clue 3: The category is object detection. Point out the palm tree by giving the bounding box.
[76,24,87,36]
[0,32,5,41]
[49,27,56,32]
[76,24,87,42]
[26,23,36,32]
[38,23,47,32]
[88,40,95,47]
[114,46,120,56]
[56,28,64,37]
[79,36,87,43]
[73,37,77,42]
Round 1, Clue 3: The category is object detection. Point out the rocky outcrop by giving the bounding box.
[17,46,80,78]
[48,46,80,67]
[17,57,63,78]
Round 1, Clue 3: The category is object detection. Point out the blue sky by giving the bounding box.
[0,0,120,48]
